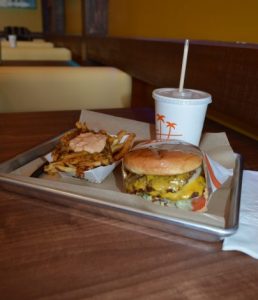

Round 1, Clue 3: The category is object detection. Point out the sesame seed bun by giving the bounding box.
[123,148,202,175]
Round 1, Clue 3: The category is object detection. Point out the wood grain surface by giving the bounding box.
[1,109,258,300]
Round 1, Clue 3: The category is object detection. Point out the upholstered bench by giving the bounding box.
[1,40,54,48]
[1,47,72,61]
[0,66,132,112]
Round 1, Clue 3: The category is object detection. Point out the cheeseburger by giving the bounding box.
[123,144,208,212]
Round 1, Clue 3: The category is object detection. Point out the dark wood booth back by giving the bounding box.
[42,35,258,140]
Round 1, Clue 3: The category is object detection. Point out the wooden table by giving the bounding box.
[1,108,258,300]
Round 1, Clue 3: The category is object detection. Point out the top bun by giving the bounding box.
[123,148,202,175]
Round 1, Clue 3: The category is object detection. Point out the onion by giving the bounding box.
[187,166,202,184]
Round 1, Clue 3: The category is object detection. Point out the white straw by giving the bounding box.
[179,39,189,93]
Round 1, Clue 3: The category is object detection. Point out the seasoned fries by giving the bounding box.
[44,122,135,178]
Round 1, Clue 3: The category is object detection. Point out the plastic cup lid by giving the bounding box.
[153,88,212,105]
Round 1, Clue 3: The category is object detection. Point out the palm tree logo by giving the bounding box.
[156,114,165,139]
[166,121,177,139]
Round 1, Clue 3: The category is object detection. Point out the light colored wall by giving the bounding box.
[109,0,258,43]
[0,0,42,32]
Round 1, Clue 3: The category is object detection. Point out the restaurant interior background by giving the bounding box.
[1,0,258,42]
[2,3,258,298]
[0,0,257,140]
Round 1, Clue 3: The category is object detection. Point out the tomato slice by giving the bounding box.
[191,196,206,211]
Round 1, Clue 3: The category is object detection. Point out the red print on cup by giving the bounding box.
[156,113,182,140]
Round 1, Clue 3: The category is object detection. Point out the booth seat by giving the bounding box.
[1,47,71,61]
[1,40,54,48]
[0,66,132,112]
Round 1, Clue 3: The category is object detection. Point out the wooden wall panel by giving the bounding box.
[36,34,258,139]
[84,0,108,36]
[85,37,258,139]
[45,35,84,63]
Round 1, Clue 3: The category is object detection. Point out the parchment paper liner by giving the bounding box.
[11,110,237,228]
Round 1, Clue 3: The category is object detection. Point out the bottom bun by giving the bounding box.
[142,193,208,212]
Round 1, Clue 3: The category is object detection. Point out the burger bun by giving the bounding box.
[123,148,203,176]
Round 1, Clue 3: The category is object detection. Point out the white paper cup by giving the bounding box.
[153,88,212,146]
[8,34,17,48]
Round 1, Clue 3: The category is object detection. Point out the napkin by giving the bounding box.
[223,170,258,259]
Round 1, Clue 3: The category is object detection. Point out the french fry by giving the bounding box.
[116,130,127,141]
[111,142,124,153]
[56,165,77,175]
[44,122,135,178]
[114,133,136,161]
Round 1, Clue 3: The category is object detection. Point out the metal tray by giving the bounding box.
[0,135,243,242]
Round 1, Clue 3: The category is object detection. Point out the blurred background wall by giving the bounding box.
[109,0,258,43]
[0,0,258,43]
[0,0,42,32]
[64,0,82,35]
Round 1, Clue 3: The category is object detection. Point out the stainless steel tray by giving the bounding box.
[0,135,243,242]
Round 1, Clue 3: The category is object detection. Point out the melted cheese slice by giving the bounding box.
[149,176,205,201]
